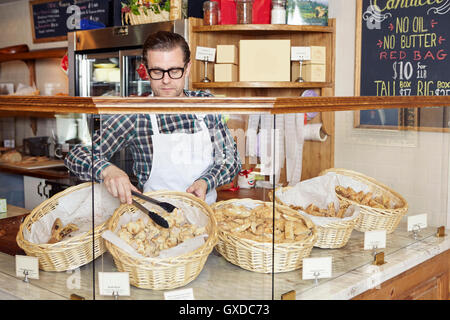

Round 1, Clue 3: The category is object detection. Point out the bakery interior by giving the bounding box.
[0,0,449,301]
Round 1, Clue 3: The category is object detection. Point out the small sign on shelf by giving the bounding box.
[98,272,130,298]
[15,255,39,281]
[164,288,195,300]
[364,230,386,251]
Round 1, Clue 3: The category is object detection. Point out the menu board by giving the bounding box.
[29,0,110,43]
[357,0,449,127]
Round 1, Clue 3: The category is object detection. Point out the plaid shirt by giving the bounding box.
[65,90,241,193]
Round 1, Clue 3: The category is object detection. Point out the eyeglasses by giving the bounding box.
[146,65,186,80]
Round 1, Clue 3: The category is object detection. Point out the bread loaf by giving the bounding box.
[0,151,22,163]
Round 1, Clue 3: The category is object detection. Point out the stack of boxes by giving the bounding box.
[303,46,326,82]
[212,43,326,83]
[214,45,239,82]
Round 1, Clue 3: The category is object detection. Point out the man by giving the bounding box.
[65,31,241,205]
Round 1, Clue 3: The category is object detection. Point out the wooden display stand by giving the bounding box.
[353,250,449,300]
[187,18,336,182]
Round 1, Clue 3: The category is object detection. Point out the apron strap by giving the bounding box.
[149,114,160,136]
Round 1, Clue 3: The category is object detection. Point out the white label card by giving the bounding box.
[364,230,387,250]
[164,288,195,300]
[98,272,130,297]
[291,46,311,61]
[195,46,216,62]
[15,255,39,280]
[407,213,428,231]
[302,257,332,280]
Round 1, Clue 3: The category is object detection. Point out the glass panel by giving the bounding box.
[121,50,152,97]
[93,111,275,299]
[273,108,449,300]
[0,112,95,299]
[77,52,120,97]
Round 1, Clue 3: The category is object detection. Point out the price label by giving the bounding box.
[302,257,332,280]
[98,272,130,297]
[407,213,427,232]
[164,288,195,300]
[195,46,216,62]
[291,46,311,61]
[364,230,386,250]
[15,255,39,280]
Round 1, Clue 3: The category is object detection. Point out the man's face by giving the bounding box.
[146,47,191,97]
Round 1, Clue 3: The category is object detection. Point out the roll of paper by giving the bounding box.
[304,123,327,142]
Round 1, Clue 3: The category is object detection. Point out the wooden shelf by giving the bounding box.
[193,81,333,89]
[192,24,334,33]
[0,47,67,87]
[0,47,66,63]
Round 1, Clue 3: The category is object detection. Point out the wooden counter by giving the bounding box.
[0,223,447,300]
[0,163,70,180]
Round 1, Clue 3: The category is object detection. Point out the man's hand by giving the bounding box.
[186,179,208,201]
[101,165,139,204]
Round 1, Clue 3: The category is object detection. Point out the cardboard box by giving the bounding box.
[307,46,326,64]
[239,39,291,82]
[303,63,326,82]
[215,63,238,82]
[216,45,238,64]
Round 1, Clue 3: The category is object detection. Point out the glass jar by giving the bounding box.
[235,0,254,24]
[271,0,286,24]
[203,1,219,26]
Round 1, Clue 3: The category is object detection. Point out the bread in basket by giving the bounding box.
[319,168,408,233]
[16,182,119,271]
[211,199,317,273]
[104,191,218,290]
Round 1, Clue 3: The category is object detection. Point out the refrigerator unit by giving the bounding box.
[68,20,189,97]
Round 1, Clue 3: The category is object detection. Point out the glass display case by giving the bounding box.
[0,95,448,302]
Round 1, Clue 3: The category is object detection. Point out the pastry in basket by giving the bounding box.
[118,208,206,257]
[214,203,314,243]
[335,186,395,210]
[47,218,79,244]
[303,202,350,218]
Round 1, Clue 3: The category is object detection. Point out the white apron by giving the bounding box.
[143,114,217,204]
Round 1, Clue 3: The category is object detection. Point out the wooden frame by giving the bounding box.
[353,0,450,132]
[29,0,68,44]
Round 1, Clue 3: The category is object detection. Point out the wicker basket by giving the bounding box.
[319,168,408,234]
[268,187,358,249]
[211,199,317,273]
[105,191,218,290]
[16,182,109,272]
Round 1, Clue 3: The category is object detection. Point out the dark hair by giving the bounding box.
[142,31,190,66]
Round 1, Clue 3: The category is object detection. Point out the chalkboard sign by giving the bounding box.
[29,0,110,43]
[355,0,449,128]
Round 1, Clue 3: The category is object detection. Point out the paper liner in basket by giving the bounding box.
[275,173,360,226]
[102,197,209,259]
[23,183,120,244]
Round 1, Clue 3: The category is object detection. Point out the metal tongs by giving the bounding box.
[131,200,169,229]
[131,190,177,213]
